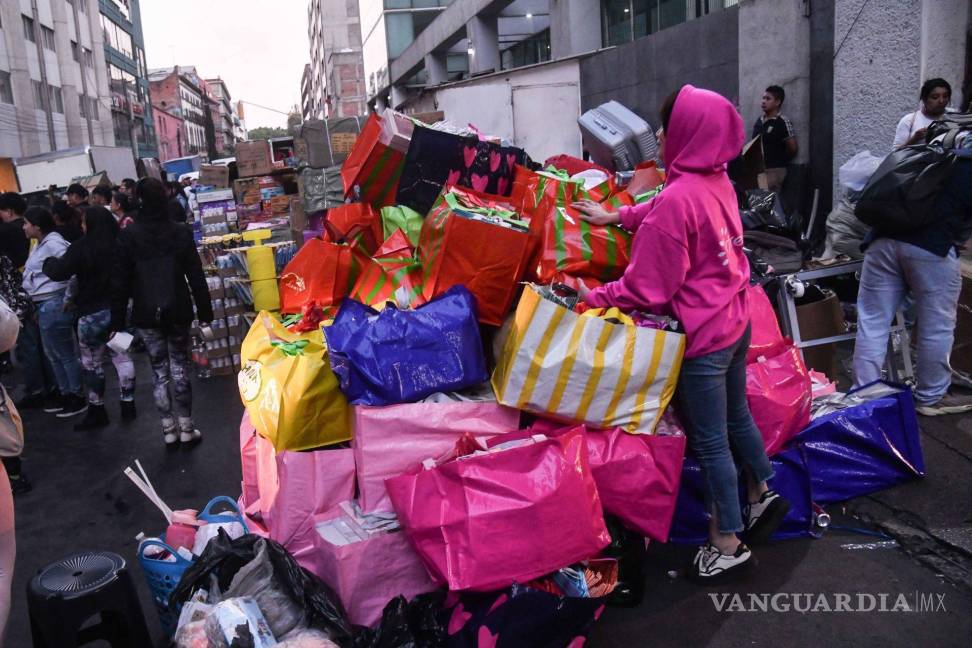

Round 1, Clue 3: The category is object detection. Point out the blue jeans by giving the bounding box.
[37,295,83,397]
[15,312,55,397]
[676,325,775,534]
[853,238,961,404]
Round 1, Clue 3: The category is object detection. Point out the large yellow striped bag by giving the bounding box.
[492,285,685,434]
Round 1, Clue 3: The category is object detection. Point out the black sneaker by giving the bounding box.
[42,393,65,413]
[689,542,756,582]
[56,394,88,418]
[744,490,791,544]
[120,400,137,421]
[74,404,109,431]
[16,393,46,410]
[9,473,32,495]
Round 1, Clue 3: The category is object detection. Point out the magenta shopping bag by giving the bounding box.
[385,428,610,592]
[304,508,440,627]
[746,344,812,456]
[240,415,260,509]
[494,420,687,542]
[747,283,786,363]
[353,400,520,513]
[241,415,356,547]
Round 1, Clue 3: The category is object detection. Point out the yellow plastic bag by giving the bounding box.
[238,312,351,451]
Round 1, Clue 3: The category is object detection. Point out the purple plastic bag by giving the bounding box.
[323,285,488,406]
[669,446,814,544]
[797,381,924,504]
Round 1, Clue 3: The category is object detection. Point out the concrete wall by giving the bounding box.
[402,58,583,163]
[579,7,739,131]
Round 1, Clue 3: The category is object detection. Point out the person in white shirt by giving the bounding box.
[893,78,952,149]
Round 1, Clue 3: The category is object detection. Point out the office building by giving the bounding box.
[204,77,239,157]
[301,63,313,120]
[148,65,209,159]
[0,0,116,182]
[99,0,156,157]
[307,0,367,118]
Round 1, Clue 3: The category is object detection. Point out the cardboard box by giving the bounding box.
[199,164,230,188]
[234,177,260,202]
[289,196,307,231]
[235,140,273,177]
[330,132,358,156]
[197,188,236,204]
[270,195,291,214]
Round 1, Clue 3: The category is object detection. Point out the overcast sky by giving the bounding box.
[140,0,308,129]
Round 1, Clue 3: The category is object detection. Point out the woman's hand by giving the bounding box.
[571,199,621,226]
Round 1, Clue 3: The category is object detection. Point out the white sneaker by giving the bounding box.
[744,490,791,544]
[689,542,755,582]
[179,429,202,443]
[163,430,178,445]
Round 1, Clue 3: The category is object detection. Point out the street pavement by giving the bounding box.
[5,356,972,647]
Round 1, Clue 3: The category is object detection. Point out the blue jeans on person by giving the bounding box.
[36,295,83,397]
[15,311,55,397]
[853,238,961,405]
[676,325,775,534]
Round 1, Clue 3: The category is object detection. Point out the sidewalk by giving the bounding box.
[6,363,972,647]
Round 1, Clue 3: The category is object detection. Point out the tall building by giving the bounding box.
[204,77,238,157]
[98,0,156,157]
[148,66,208,159]
[301,63,313,120]
[0,0,116,171]
[307,0,367,119]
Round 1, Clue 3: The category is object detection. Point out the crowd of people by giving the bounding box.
[0,177,212,498]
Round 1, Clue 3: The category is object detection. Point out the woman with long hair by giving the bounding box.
[574,86,790,581]
[111,178,212,445]
[43,207,136,429]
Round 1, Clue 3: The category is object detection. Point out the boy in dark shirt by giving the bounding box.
[0,192,30,268]
[752,85,797,192]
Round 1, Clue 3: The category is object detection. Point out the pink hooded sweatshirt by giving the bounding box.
[585,85,750,359]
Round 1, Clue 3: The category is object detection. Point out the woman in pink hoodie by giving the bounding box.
[575,85,789,581]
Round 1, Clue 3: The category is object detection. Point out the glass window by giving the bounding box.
[659,0,686,29]
[82,47,94,68]
[602,0,632,47]
[22,15,35,43]
[42,25,56,51]
[49,86,63,113]
[32,80,45,109]
[633,0,657,38]
[71,40,79,62]
[385,13,414,59]
[0,71,12,104]
[90,97,98,120]
[79,94,86,118]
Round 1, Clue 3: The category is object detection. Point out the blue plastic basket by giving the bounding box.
[137,496,248,636]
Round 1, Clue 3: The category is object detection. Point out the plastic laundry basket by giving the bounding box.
[137,496,248,636]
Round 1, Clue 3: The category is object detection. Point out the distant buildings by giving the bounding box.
[148,66,240,162]
[306,0,367,119]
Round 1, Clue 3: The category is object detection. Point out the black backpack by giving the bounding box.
[854,113,972,234]
[133,248,179,327]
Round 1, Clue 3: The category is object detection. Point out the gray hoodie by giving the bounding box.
[22,231,69,299]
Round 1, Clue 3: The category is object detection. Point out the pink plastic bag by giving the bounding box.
[386,428,610,591]
[492,421,686,541]
[240,416,260,509]
[240,415,356,546]
[352,401,520,513]
[746,345,812,456]
[747,283,786,363]
[302,508,440,627]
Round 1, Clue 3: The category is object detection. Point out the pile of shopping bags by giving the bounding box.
[227,109,927,643]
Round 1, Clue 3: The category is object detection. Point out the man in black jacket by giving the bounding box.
[0,193,30,269]
[111,178,213,445]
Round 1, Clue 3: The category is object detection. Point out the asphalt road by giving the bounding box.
[5,356,971,647]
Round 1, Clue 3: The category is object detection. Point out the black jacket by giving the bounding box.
[110,209,212,331]
[168,196,188,223]
[884,158,972,256]
[42,237,113,316]
[0,218,29,268]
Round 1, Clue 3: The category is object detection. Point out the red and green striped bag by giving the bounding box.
[340,113,405,208]
[536,193,632,284]
[418,187,533,326]
[350,229,425,309]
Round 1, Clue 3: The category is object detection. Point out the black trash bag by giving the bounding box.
[741,189,802,238]
[440,584,604,648]
[353,592,447,648]
[170,531,354,646]
[600,516,647,608]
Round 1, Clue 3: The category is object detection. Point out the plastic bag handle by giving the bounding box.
[138,540,193,566]
[199,496,242,519]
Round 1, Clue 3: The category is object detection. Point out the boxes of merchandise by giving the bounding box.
[199,164,230,188]
[235,140,273,177]
[293,116,365,168]
[197,188,238,236]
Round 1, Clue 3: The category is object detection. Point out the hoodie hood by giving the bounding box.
[663,85,744,181]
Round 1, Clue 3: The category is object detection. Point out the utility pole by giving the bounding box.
[31,0,57,151]
[69,0,95,145]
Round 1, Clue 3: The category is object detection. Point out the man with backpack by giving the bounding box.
[853,118,972,416]
[110,178,213,444]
